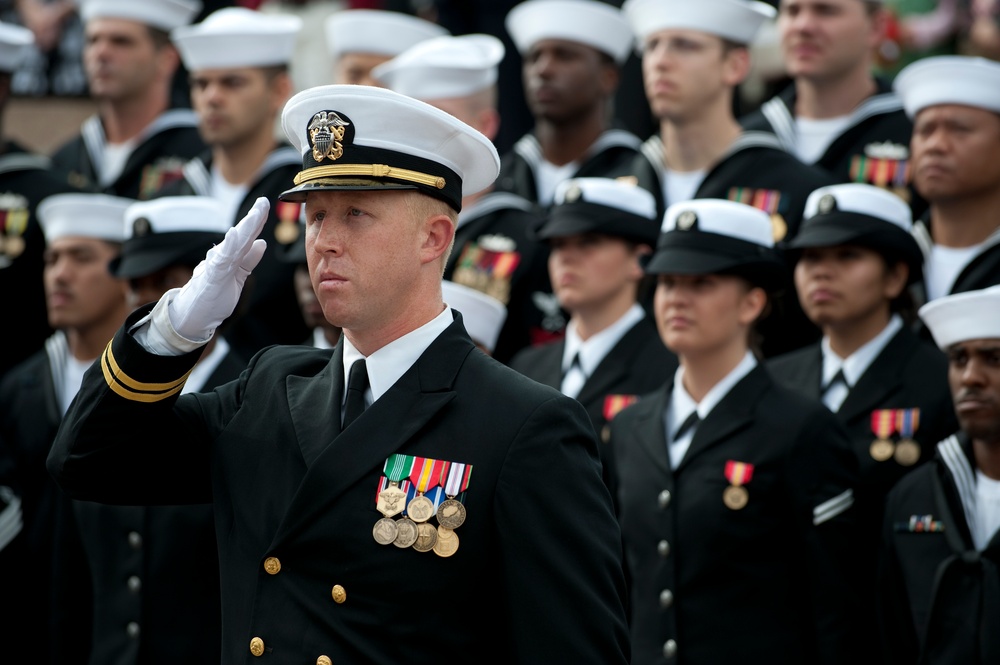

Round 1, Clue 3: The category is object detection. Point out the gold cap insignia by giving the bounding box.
[308,110,351,163]
[677,210,698,230]
[817,194,837,215]
[563,184,582,203]
[132,217,152,237]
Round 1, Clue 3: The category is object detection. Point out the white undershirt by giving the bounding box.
[211,166,250,224]
[60,355,95,415]
[974,470,1000,550]
[925,244,984,302]
[820,315,903,413]
[100,140,137,187]
[663,168,706,208]
[795,115,853,164]
[534,159,579,207]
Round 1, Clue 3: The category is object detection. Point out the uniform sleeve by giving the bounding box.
[877,488,921,665]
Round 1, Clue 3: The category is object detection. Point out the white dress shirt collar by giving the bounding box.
[821,314,902,390]
[561,304,645,377]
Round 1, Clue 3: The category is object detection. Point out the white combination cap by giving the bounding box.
[505,0,634,65]
[538,177,660,244]
[894,55,1000,118]
[79,0,202,31]
[123,196,230,240]
[623,0,776,45]
[919,285,1000,350]
[0,21,33,73]
[661,198,774,246]
[37,193,133,243]
[279,84,500,211]
[171,7,302,70]
[324,9,448,61]
[803,183,911,233]
[444,280,507,353]
[372,34,505,100]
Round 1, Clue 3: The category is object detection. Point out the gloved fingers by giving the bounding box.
[238,238,268,274]
[214,197,271,264]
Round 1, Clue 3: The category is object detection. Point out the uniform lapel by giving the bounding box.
[631,385,671,477]
[837,329,913,423]
[772,345,823,401]
[535,341,565,390]
[575,320,650,407]
[286,342,344,467]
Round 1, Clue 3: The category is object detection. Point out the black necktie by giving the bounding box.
[673,411,700,441]
[563,352,587,380]
[343,359,369,429]
[823,369,848,394]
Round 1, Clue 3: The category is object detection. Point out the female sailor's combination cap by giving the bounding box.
[505,0,634,65]
[37,193,133,244]
[324,9,448,61]
[789,183,923,284]
[645,198,786,290]
[371,34,505,101]
[0,21,33,73]
[919,285,1000,350]
[622,0,776,45]
[536,177,660,245]
[79,0,202,31]
[111,196,230,278]
[171,7,302,71]
[278,84,501,212]
[894,55,1000,118]
[443,280,507,354]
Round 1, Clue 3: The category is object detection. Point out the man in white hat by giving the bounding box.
[894,55,1000,306]
[162,6,308,359]
[324,8,448,86]
[373,33,559,364]
[740,0,923,217]
[50,0,206,200]
[880,285,1000,665]
[498,0,643,208]
[0,192,132,662]
[48,84,630,665]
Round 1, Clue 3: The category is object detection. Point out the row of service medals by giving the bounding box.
[870,409,920,467]
[372,454,471,558]
[723,460,753,510]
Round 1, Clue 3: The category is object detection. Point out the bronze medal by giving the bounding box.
[432,525,460,558]
[436,498,466,530]
[274,221,299,245]
[372,517,399,545]
[393,517,418,548]
[723,485,749,510]
[4,235,24,259]
[376,483,407,518]
[893,439,921,467]
[407,494,435,523]
[870,438,894,462]
[412,522,438,552]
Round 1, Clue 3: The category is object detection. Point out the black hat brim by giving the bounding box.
[112,232,224,279]
[644,231,788,291]
[535,202,660,245]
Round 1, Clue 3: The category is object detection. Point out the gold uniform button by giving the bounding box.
[317,656,332,665]
[331,585,347,604]
[264,557,281,575]
[249,637,265,657]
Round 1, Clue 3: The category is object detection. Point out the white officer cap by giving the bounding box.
[324,9,448,61]
[623,0,776,46]
[505,0,634,65]
[371,34,505,100]
[79,0,202,31]
[537,177,659,244]
[171,7,302,70]
[37,193,133,243]
[279,84,500,212]
[919,285,1000,350]
[894,55,1000,118]
[444,280,507,353]
[803,183,911,232]
[0,21,33,73]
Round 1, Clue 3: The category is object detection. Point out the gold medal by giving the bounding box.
[723,485,749,510]
[274,221,299,245]
[894,439,921,467]
[393,517,418,548]
[407,494,435,523]
[412,522,438,552]
[436,498,466,530]
[376,483,407,518]
[770,213,788,242]
[432,525,460,558]
[870,438,894,462]
[4,235,24,259]
[372,517,398,545]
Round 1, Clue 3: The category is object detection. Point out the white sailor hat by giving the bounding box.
[505,0,634,65]
[171,7,301,70]
[37,193,133,244]
[894,55,1000,118]
[0,21,33,73]
[622,0,776,46]
[790,183,923,282]
[919,285,1000,350]
[324,9,448,61]
[371,34,504,101]
[645,199,786,290]
[278,84,500,212]
[536,177,660,245]
[79,0,202,31]
[443,280,507,353]
[111,196,230,278]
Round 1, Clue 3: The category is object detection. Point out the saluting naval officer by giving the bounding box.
[608,199,860,665]
[47,84,631,665]
[879,285,1000,665]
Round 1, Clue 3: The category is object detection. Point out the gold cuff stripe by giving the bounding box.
[294,163,446,190]
[101,341,192,403]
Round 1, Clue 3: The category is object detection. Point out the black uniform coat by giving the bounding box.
[73,344,246,665]
[48,308,631,665]
[154,146,309,359]
[609,365,860,665]
[445,190,559,364]
[740,78,926,219]
[510,316,677,495]
[879,433,1000,665]
[50,110,205,200]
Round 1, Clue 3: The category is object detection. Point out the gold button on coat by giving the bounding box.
[331,585,347,604]
[317,656,332,665]
[264,557,281,575]
[250,637,265,657]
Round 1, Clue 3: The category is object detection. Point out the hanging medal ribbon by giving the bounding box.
[373,454,414,545]
[869,409,897,462]
[407,457,450,523]
[723,460,753,510]
[894,408,921,467]
[437,462,472,530]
